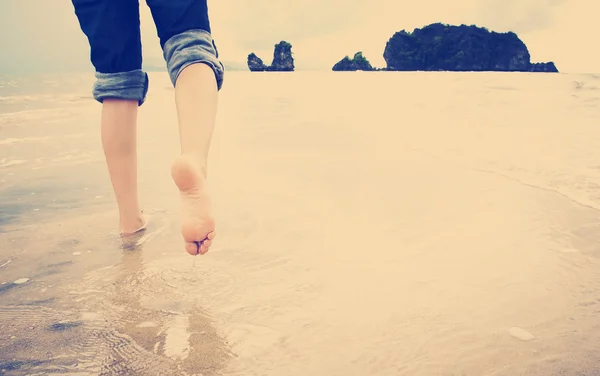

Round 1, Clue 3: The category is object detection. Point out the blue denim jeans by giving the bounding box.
[71,0,224,106]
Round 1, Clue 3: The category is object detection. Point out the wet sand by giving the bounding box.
[2,71,600,375]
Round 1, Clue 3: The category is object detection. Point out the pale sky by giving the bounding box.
[0,0,597,74]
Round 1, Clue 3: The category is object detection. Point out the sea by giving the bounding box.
[1,70,600,375]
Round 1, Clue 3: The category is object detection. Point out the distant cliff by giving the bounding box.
[383,23,558,72]
[248,41,295,72]
[247,53,268,72]
[332,52,375,71]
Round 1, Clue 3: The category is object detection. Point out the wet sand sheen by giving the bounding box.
[2,71,600,375]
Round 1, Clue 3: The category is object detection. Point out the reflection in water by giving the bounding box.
[104,236,233,375]
[0,221,233,375]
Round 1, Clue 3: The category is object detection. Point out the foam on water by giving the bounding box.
[0,108,74,126]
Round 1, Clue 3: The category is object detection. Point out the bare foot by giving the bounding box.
[171,155,216,256]
[120,211,147,237]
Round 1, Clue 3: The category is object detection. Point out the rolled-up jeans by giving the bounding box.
[71,0,224,106]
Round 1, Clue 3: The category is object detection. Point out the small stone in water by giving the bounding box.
[13,278,29,285]
[81,312,101,321]
[561,248,578,253]
[136,321,158,328]
[509,327,535,341]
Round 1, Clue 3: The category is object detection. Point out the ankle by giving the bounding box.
[177,153,207,177]
[119,210,145,234]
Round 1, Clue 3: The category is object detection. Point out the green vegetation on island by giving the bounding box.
[247,23,558,73]
[248,41,294,72]
[332,52,375,71]
[382,23,558,72]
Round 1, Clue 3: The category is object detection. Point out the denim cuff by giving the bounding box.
[92,69,149,106]
[163,29,224,90]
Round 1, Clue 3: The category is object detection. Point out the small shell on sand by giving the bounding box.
[13,278,29,285]
[509,327,535,341]
[72,252,81,256]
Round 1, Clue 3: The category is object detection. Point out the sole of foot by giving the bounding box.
[171,155,216,256]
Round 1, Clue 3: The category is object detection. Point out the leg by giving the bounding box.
[71,0,148,235]
[170,63,218,256]
[146,0,224,255]
[101,98,146,235]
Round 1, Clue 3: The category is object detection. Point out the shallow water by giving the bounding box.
[1,71,600,375]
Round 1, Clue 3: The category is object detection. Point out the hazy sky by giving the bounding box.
[0,0,597,73]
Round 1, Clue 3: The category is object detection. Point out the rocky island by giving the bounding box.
[247,41,295,72]
[332,52,375,71]
[383,23,558,72]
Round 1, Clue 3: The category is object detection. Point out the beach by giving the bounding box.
[1,70,600,375]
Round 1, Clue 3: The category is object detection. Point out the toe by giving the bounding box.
[207,231,216,240]
[185,242,199,256]
[199,239,213,254]
[199,241,211,255]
